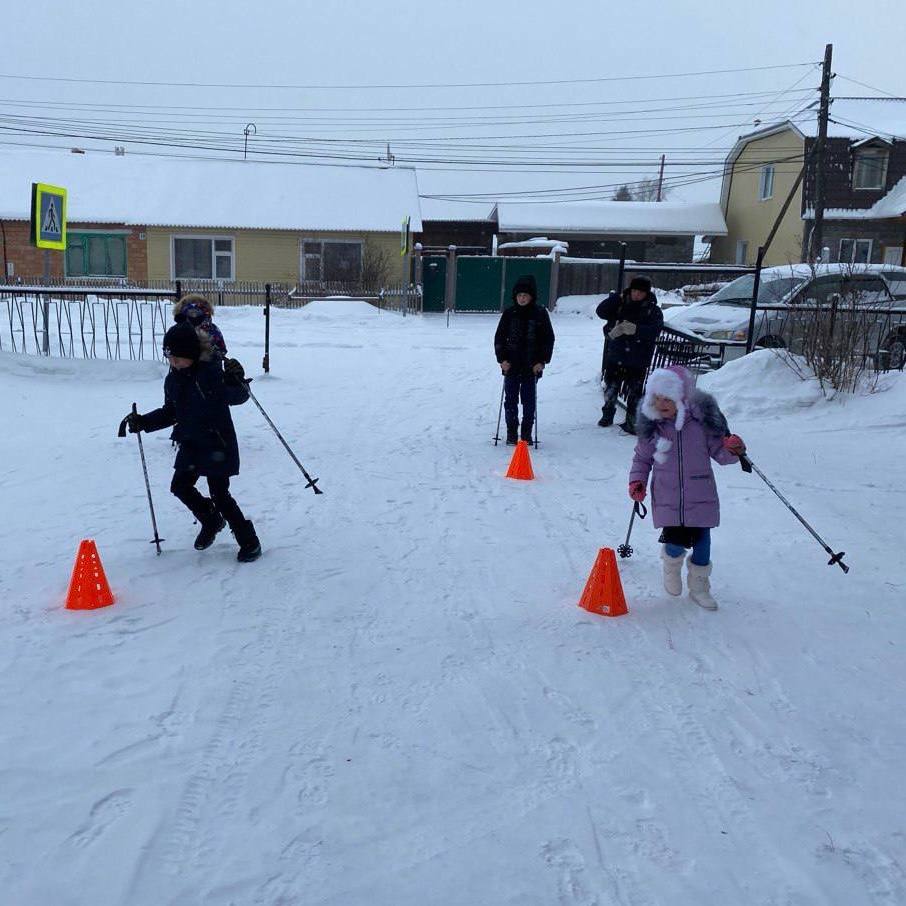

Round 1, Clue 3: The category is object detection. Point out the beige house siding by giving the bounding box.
[712,130,805,266]
[146,228,399,282]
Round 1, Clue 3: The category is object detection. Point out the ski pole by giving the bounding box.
[532,373,539,448]
[493,375,505,446]
[740,453,848,573]
[118,403,164,555]
[617,500,647,559]
[245,384,324,494]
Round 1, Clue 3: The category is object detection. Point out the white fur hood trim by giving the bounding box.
[653,435,673,464]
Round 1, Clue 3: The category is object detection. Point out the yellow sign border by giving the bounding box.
[33,183,68,250]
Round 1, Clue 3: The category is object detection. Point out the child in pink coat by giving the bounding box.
[628,366,745,610]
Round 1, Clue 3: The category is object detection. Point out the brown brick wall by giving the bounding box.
[0,220,149,282]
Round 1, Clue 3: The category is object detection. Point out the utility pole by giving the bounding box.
[656,154,666,202]
[811,43,833,261]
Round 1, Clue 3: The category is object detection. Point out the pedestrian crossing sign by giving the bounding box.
[30,183,67,250]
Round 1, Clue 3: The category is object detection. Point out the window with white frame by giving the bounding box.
[852,146,889,190]
[301,240,362,283]
[172,236,234,280]
[735,240,749,265]
[758,164,775,201]
[839,238,873,264]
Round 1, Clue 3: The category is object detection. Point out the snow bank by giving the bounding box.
[698,349,827,419]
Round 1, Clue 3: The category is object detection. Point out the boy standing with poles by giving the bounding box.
[494,274,555,445]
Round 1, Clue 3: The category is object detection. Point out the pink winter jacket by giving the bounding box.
[629,389,738,529]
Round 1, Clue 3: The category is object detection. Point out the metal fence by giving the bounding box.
[558,259,753,298]
[647,302,906,379]
[5,278,291,308]
[0,284,178,360]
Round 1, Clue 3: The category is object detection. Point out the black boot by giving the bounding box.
[598,404,616,427]
[234,519,262,563]
[505,420,518,446]
[193,501,226,551]
[620,412,637,436]
[520,420,534,443]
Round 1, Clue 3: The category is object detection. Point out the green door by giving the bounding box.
[455,257,504,311]
[422,256,447,312]
[502,259,552,309]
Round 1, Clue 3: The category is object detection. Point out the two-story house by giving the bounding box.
[711,97,906,267]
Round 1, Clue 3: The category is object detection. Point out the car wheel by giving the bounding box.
[755,335,785,349]
[877,332,906,371]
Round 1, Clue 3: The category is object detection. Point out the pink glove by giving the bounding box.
[724,434,746,456]
[628,480,647,502]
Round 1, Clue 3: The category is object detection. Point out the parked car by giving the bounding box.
[664,263,906,369]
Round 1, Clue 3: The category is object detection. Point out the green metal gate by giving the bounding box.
[501,258,552,311]
[455,257,504,311]
[455,257,551,311]
[421,256,447,312]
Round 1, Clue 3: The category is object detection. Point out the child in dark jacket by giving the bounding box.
[628,366,745,609]
[493,274,555,445]
[124,321,261,562]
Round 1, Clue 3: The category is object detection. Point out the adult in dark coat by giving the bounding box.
[125,322,261,562]
[494,274,555,444]
[595,275,664,434]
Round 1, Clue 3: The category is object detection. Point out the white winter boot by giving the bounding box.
[687,561,718,611]
[661,548,685,596]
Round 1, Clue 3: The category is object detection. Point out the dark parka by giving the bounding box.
[494,276,555,374]
[596,287,664,370]
[141,340,249,476]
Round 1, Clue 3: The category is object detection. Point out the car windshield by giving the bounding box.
[704,275,805,307]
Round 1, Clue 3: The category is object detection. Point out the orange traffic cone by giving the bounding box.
[578,547,628,617]
[65,540,115,611]
[505,439,535,480]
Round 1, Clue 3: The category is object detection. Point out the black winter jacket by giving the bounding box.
[494,302,555,375]
[596,288,663,370]
[141,357,249,476]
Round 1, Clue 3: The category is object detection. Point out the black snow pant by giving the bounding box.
[504,372,537,438]
[170,469,247,532]
[601,364,646,429]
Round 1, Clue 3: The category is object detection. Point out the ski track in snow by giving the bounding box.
[2,307,905,905]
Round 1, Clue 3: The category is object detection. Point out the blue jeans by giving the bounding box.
[665,528,711,566]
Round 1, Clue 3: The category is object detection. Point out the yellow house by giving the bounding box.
[0,148,422,287]
[710,122,806,267]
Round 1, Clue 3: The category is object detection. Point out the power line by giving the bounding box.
[0,87,817,116]
[834,74,901,99]
[0,62,817,91]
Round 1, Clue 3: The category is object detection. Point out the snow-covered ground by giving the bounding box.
[1,301,904,906]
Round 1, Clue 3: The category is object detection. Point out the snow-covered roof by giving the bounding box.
[494,200,727,236]
[0,149,423,232]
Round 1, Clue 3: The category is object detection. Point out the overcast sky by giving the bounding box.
[4,1,905,209]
